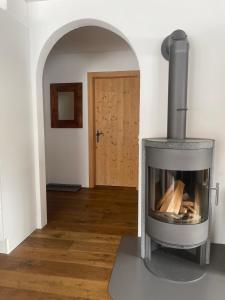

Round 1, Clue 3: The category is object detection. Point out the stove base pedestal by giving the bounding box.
[144,233,210,282]
[144,247,206,283]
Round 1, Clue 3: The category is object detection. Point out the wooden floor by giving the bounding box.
[0,187,138,299]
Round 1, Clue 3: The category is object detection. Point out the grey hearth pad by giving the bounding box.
[108,236,225,300]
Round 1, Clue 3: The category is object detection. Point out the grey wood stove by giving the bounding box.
[141,30,219,282]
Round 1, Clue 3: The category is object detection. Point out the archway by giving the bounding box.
[35,19,141,231]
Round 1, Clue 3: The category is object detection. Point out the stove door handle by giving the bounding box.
[208,183,220,206]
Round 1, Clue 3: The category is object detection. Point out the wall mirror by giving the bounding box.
[50,83,83,128]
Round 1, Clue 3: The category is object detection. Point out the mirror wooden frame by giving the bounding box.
[50,82,83,128]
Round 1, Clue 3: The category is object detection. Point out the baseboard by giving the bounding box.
[0,239,9,254]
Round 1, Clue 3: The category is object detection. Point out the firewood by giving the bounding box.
[188,214,201,224]
[194,185,201,217]
[154,211,184,222]
[182,201,194,208]
[180,206,188,214]
[169,180,185,214]
[159,190,174,212]
[157,182,174,210]
[185,205,196,214]
[160,180,185,214]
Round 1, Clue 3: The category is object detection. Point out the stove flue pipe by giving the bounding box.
[162,30,189,139]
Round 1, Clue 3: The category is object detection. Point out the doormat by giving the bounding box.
[46,183,81,192]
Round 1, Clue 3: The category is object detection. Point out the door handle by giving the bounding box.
[96,130,104,143]
[208,182,220,206]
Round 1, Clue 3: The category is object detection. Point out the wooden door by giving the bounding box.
[88,71,140,187]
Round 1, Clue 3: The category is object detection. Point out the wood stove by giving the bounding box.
[141,30,219,282]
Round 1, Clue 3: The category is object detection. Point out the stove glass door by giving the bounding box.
[148,168,210,224]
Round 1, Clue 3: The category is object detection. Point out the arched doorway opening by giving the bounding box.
[35,19,141,234]
[29,19,142,298]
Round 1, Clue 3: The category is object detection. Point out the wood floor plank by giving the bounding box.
[0,287,82,300]
[46,221,137,236]
[22,237,74,250]
[22,236,118,254]
[69,240,118,254]
[0,270,109,299]
[0,255,111,281]
[32,229,121,244]
[11,246,115,268]
[0,187,138,299]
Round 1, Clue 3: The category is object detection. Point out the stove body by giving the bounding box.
[142,138,214,266]
[141,30,218,280]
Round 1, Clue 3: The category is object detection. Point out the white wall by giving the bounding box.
[0,0,7,10]
[28,0,225,244]
[0,2,36,253]
[43,46,138,187]
[7,0,28,25]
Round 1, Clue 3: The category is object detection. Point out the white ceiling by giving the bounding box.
[50,26,132,54]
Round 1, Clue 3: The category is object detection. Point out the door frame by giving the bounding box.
[88,70,140,188]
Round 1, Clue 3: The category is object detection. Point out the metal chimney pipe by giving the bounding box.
[161,30,189,139]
